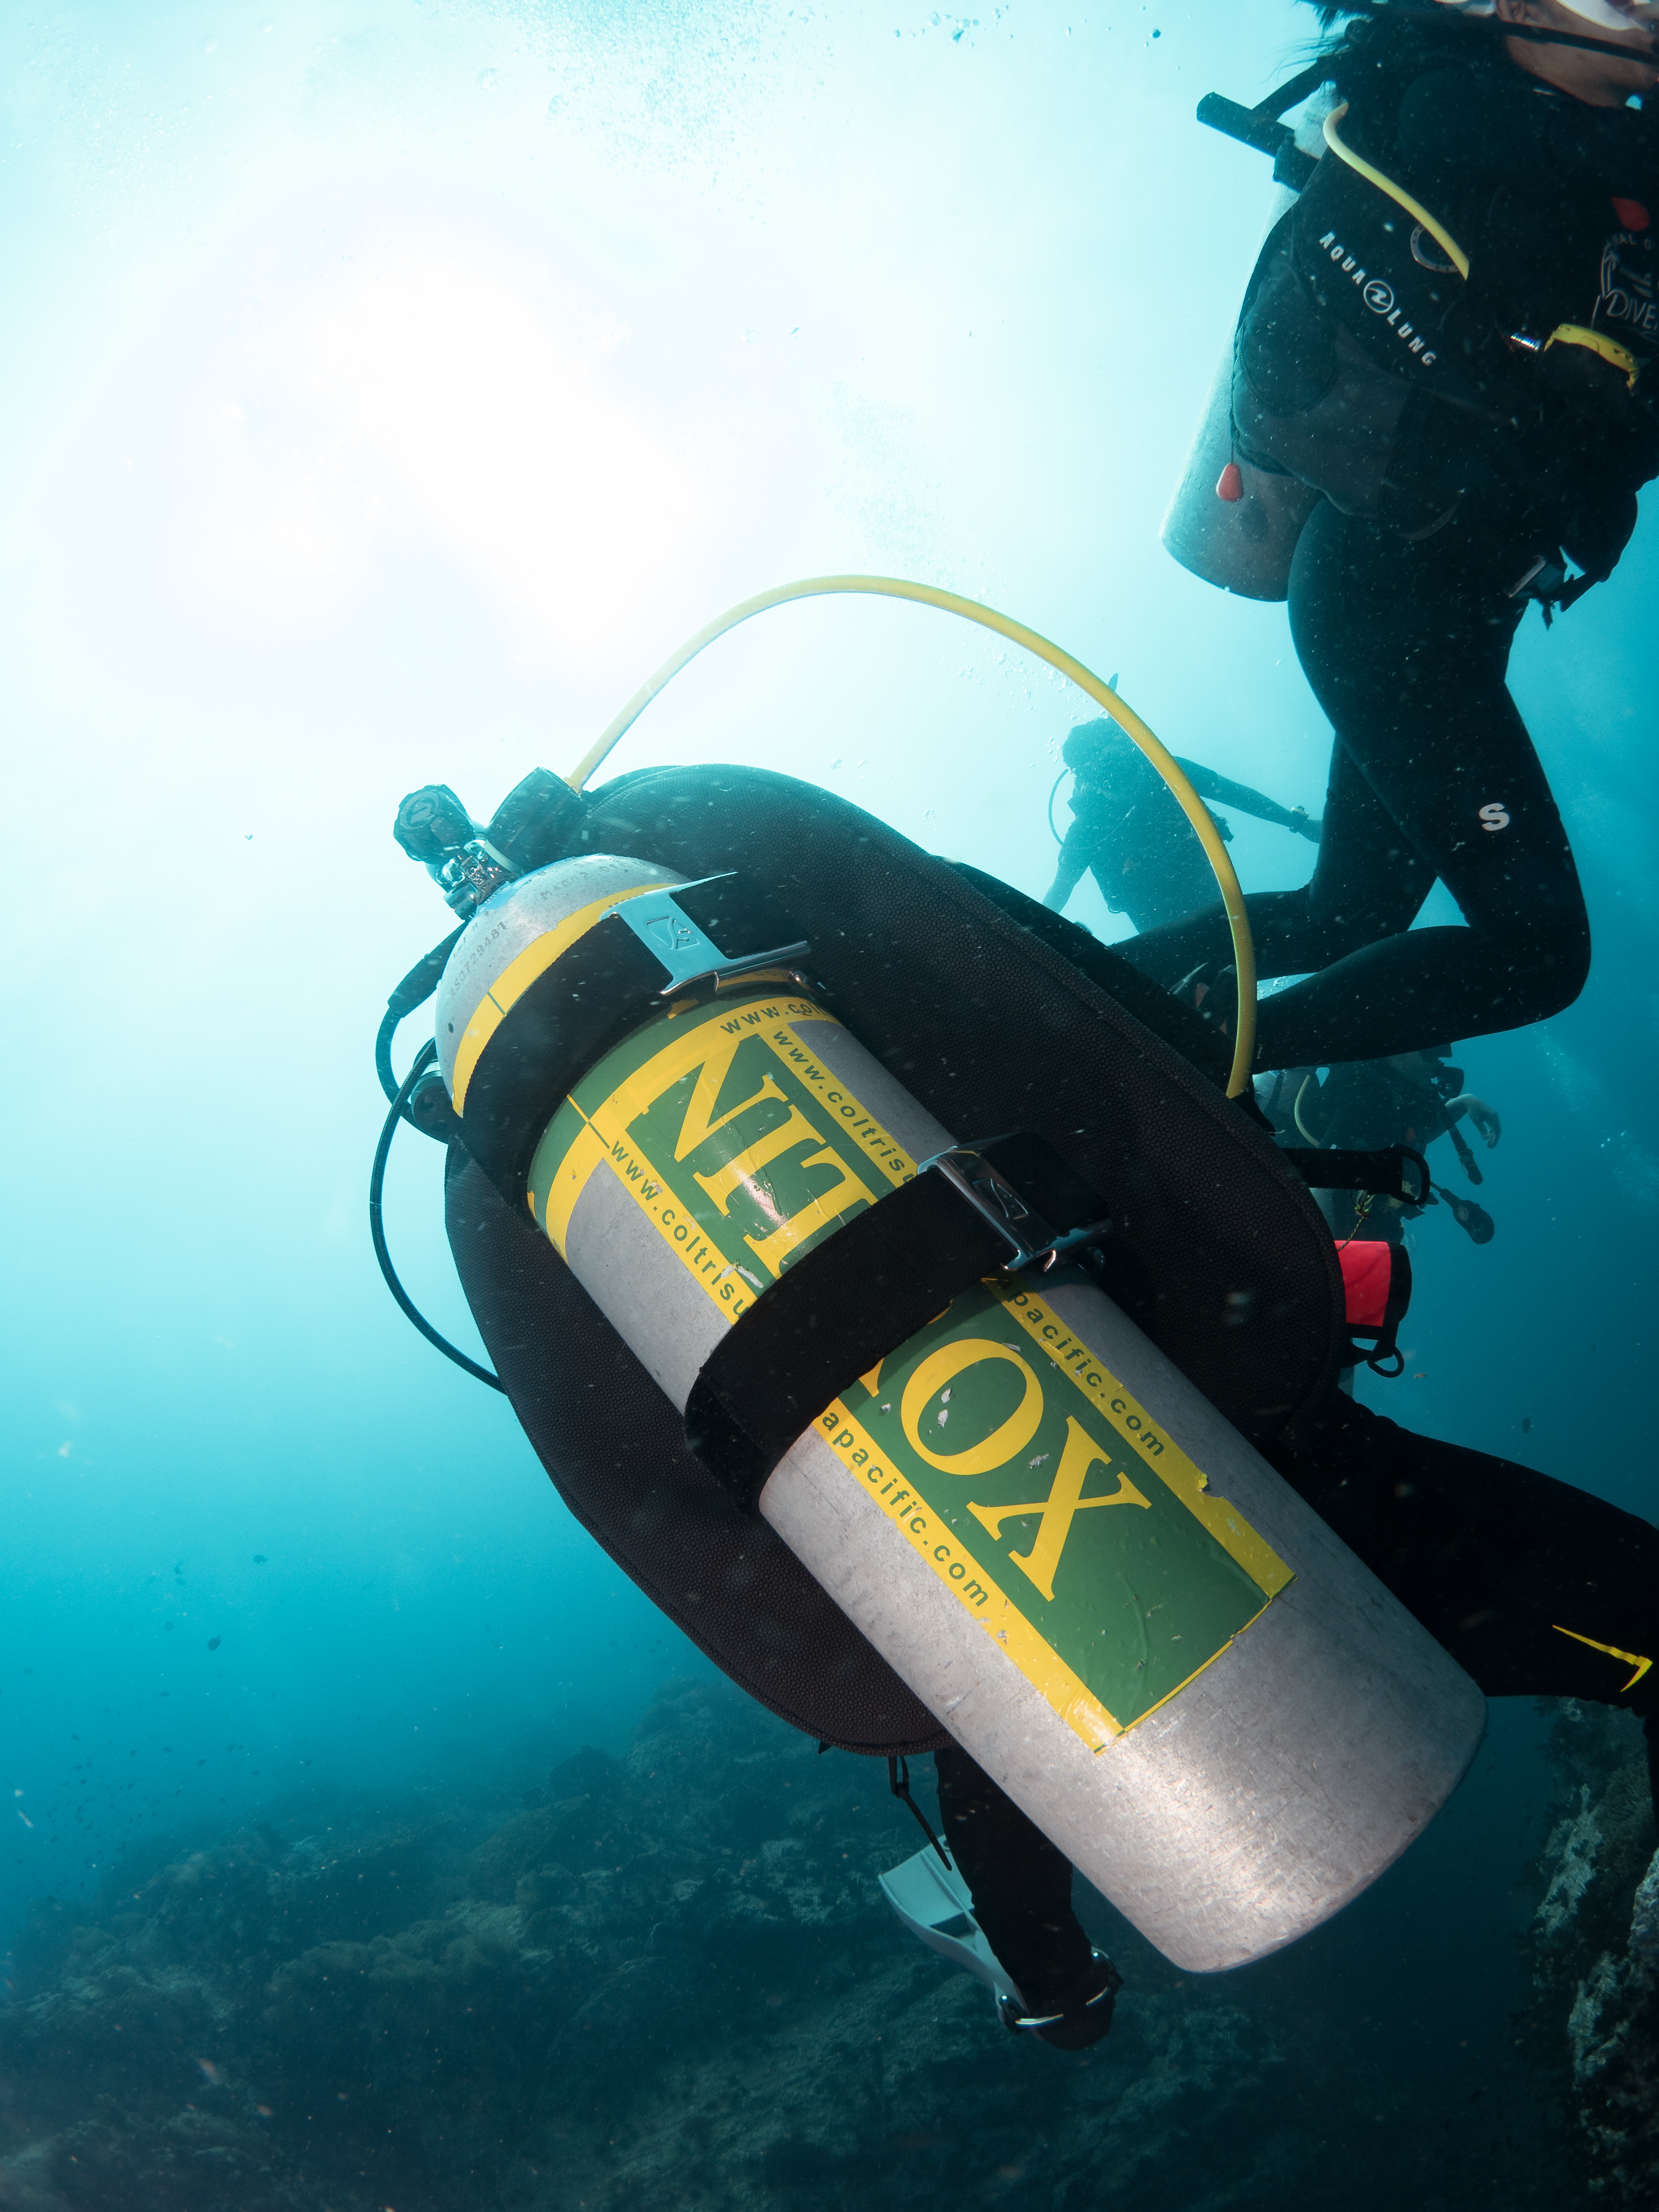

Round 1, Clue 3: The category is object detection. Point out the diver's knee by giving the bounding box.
[1512,930,1590,1022]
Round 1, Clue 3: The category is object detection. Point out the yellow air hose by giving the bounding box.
[565,575,1259,1097]
[1321,108,1638,387]
[1322,104,1469,278]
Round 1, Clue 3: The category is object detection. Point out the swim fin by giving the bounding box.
[878,1845,1124,2049]
[878,1844,1020,2012]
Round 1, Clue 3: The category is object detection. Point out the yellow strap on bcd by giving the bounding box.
[1322,111,1644,391]
[1544,322,1641,389]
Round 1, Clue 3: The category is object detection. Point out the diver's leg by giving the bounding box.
[1249,510,1588,1064]
[1267,1397,1659,1739]
[1116,737,1428,989]
[1124,503,1589,1067]
[934,1743,1093,2007]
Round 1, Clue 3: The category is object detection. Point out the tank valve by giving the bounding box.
[393,767,587,919]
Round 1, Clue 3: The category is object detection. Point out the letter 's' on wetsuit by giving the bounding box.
[1044,719,1318,935]
[1122,13,1659,1068]
[947,1394,1659,1994]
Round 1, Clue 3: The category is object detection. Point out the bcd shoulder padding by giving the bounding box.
[444,765,1345,1755]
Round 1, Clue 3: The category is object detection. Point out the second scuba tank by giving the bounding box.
[1159,344,1322,601]
[433,849,1485,1975]
[1159,91,1333,601]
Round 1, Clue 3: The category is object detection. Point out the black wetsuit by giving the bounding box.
[1123,31,1659,1069]
[947,1393,1659,2012]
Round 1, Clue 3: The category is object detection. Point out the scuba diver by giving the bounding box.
[1130,0,1659,1071]
[377,752,1659,2057]
[1043,714,1321,933]
[1257,1046,1503,1244]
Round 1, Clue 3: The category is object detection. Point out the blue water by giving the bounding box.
[2,2,1656,2205]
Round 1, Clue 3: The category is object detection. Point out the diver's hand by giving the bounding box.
[1449,1093,1501,1148]
[1290,806,1322,843]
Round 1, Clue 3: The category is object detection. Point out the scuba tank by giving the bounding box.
[1160,347,1324,603]
[1160,72,1334,601]
[374,584,1484,1976]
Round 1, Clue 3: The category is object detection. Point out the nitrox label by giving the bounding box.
[819,1286,1291,1743]
[529,991,916,1312]
[529,988,1291,1746]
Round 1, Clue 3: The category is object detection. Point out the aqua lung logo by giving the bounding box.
[1319,231,1438,367]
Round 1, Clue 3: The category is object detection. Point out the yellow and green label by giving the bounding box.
[528,986,1291,1747]
[529,989,916,1311]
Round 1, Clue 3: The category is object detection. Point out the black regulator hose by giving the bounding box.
[369,1040,505,1393]
[376,928,465,1106]
[1047,770,1070,847]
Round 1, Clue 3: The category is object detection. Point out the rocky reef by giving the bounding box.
[1527,1700,1659,2205]
[0,1677,1597,2212]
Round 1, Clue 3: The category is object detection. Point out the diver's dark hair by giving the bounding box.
[1297,2,1504,141]
[1302,0,1479,20]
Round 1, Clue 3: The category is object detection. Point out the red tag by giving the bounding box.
[1612,197,1650,231]
[1339,1239,1394,1332]
[1215,461,1244,503]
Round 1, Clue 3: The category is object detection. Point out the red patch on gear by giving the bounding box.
[1612,197,1650,231]
[1215,461,1244,503]
[1338,1239,1395,1333]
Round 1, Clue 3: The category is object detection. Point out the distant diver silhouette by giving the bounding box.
[1043,714,1320,936]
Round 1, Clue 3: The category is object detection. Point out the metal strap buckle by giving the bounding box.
[608,874,810,993]
[922,1144,1110,1274]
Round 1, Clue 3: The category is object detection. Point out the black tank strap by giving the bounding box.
[457,874,809,1205]
[683,1132,1110,1512]
[889,1754,952,1868]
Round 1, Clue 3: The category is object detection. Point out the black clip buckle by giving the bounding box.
[922,1135,1111,1274]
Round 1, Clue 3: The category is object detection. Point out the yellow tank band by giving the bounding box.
[565,578,1260,1098]
[1322,104,1470,280]
[450,881,660,1115]
[1544,322,1641,389]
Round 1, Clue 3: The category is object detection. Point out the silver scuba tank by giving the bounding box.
[436,853,1485,1974]
[1159,348,1322,602]
[1159,97,1332,601]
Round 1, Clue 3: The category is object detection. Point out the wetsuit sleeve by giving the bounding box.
[1173,758,1308,834]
